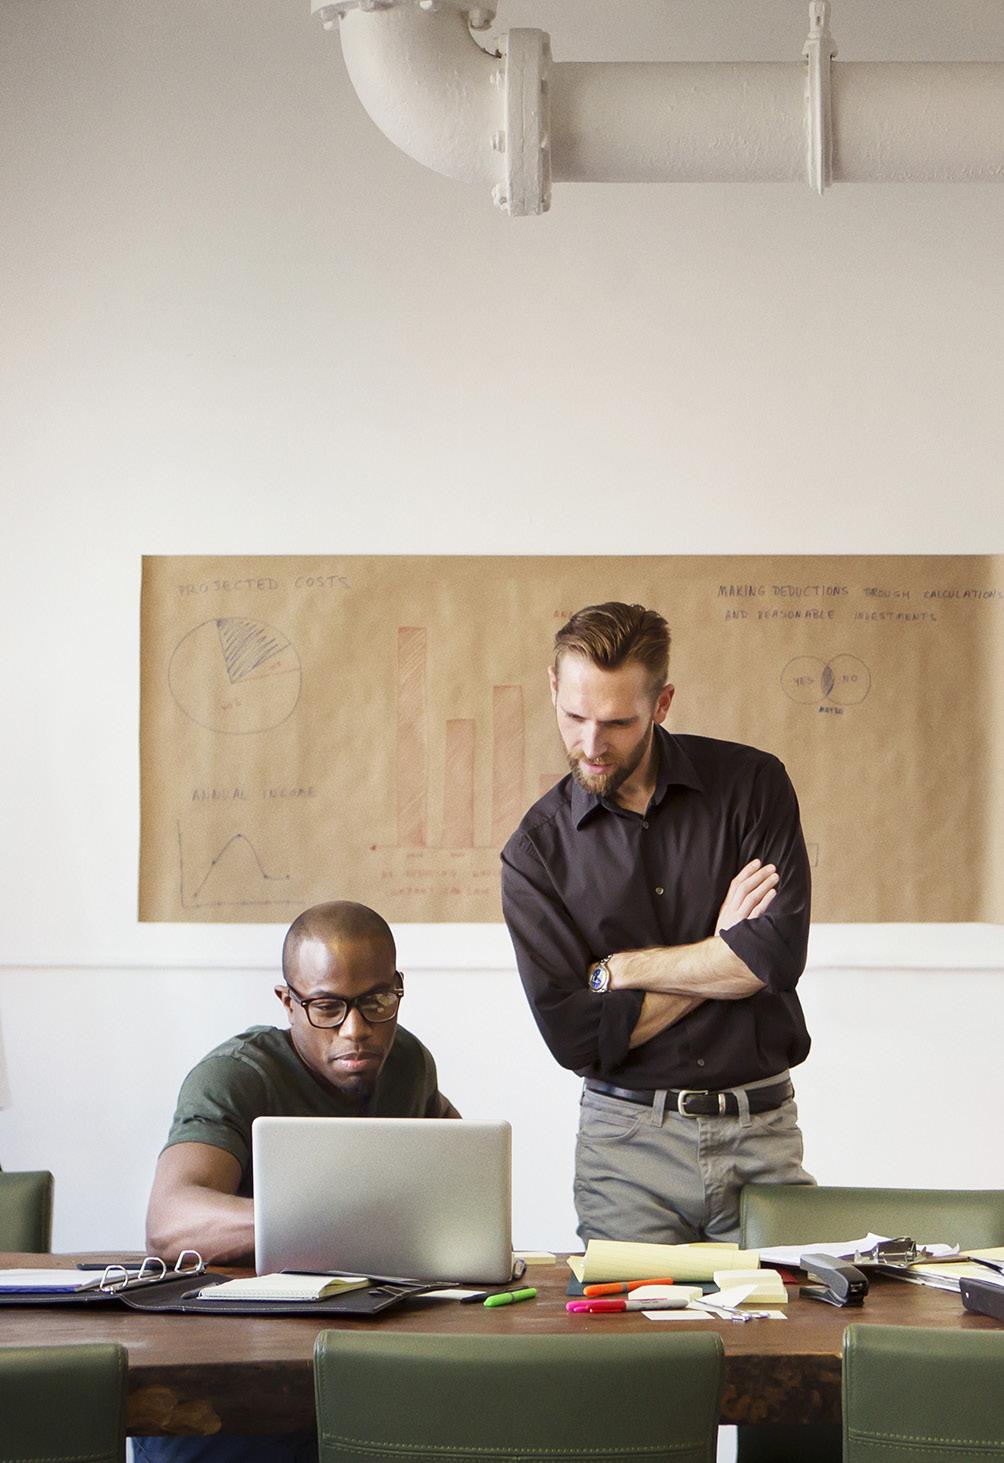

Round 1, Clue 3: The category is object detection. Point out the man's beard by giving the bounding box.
[334,1073,378,1104]
[567,731,650,801]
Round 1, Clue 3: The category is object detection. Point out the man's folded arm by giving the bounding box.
[610,759,811,1004]
[607,860,777,1000]
[146,1141,254,1265]
[717,757,811,994]
[502,838,692,1071]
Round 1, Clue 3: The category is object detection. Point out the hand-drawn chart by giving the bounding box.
[168,618,301,734]
[781,654,871,708]
[140,555,1003,924]
[392,628,563,850]
[177,824,293,909]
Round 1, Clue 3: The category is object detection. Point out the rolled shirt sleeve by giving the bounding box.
[501,835,644,1075]
[717,756,811,994]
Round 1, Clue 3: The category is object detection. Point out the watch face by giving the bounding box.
[589,964,608,992]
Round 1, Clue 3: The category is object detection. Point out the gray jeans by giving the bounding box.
[574,1077,814,1244]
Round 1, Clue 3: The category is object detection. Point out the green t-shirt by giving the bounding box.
[164,1024,448,1195]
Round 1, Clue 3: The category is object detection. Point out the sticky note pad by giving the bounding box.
[713,1268,788,1303]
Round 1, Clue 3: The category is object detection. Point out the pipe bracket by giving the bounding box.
[804,1,836,193]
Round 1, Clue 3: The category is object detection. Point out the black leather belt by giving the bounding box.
[585,1077,793,1117]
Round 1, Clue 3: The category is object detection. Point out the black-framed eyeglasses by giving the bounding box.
[284,978,404,1030]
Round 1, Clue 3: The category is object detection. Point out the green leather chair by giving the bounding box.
[314,1331,724,1463]
[0,1169,54,1251]
[735,1185,1004,1462]
[740,1184,1004,1252]
[0,1342,128,1462]
[843,1324,1004,1461]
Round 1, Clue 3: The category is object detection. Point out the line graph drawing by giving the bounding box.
[177,822,297,908]
[169,618,302,735]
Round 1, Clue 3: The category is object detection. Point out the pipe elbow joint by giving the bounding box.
[316,1,552,213]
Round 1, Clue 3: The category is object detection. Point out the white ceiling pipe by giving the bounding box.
[833,65,1004,180]
[549,64,806,183]
[314,1,1004,213]
[326,4,502,187]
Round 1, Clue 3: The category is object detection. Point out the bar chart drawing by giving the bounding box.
[394,627,538,849]
[490,686,525,850]
[396,627,429,847]
[443,719,476,847]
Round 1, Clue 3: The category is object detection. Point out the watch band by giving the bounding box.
[588,957,612,993]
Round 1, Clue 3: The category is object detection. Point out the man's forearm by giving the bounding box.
[147,1186,255,1266]
[627,990,704,1048]
[609,937,765,1000]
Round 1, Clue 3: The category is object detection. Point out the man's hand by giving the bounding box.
[716,859,778,931]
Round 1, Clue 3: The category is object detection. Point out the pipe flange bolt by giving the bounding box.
[313,0,496,27]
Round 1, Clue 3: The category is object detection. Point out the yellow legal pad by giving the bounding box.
[568,1240,761,1284]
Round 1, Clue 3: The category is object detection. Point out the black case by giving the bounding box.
[0,1271,436,1317]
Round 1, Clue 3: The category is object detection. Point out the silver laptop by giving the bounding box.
[252,1116,514,1284]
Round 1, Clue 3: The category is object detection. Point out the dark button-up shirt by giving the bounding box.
[500,727,811,1090]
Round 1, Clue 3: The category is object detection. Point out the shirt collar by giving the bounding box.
[572,725,705,828]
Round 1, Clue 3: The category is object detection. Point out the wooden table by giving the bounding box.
[2,1253,1000,1435]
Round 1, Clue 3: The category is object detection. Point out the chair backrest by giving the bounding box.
[315,1331,724,1463]
[740,1184,1004,1250]
[843,1323,1004,1461]
[0,1342,128,1463]
[0,1170,54,1251]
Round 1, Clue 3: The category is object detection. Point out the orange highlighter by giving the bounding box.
[582,1277,675,1297]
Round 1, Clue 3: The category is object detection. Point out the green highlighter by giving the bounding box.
[483,1287,538,1309]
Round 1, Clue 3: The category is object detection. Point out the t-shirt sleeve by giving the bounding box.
[162,1052,269,1176]
[718,756,811,993]
[501,833,643,1075]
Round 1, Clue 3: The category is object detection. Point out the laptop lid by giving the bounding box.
[252,1116,514,1284]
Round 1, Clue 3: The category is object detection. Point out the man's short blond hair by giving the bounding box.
[553,602,670,691]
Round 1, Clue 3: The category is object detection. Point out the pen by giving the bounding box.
[566,1297,692,1313]
[971,1257,1004,1277]
[582,1277,675,1297]
[483,1287,537,1308]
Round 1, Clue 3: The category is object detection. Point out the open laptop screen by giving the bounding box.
[252,1116,514,1284]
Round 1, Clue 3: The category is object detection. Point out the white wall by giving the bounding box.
[1,0,1002,1264]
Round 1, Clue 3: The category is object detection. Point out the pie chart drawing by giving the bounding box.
[169,618,302,734]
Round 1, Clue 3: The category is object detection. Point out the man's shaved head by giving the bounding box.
[282,901,395,982]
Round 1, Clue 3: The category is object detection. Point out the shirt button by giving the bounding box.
[655,886,664,896]
[697,1058,705,1067]
[642,820,650,829]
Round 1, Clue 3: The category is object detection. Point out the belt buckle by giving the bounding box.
[676,1088,726,1117]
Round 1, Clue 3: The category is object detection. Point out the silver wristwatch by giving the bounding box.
[588,957,612,993]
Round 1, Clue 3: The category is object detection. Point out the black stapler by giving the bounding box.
[799,1252,869,1307]
[960,1276,1004,1324]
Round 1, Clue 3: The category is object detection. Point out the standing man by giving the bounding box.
[501,602,813,1245]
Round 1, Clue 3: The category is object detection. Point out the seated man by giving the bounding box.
[148,899,458,1265]
[137,899,457,1463]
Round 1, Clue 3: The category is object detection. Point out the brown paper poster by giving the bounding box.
[140,556,1003,924]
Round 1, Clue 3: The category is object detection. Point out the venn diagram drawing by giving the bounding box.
[781,654,871,707]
